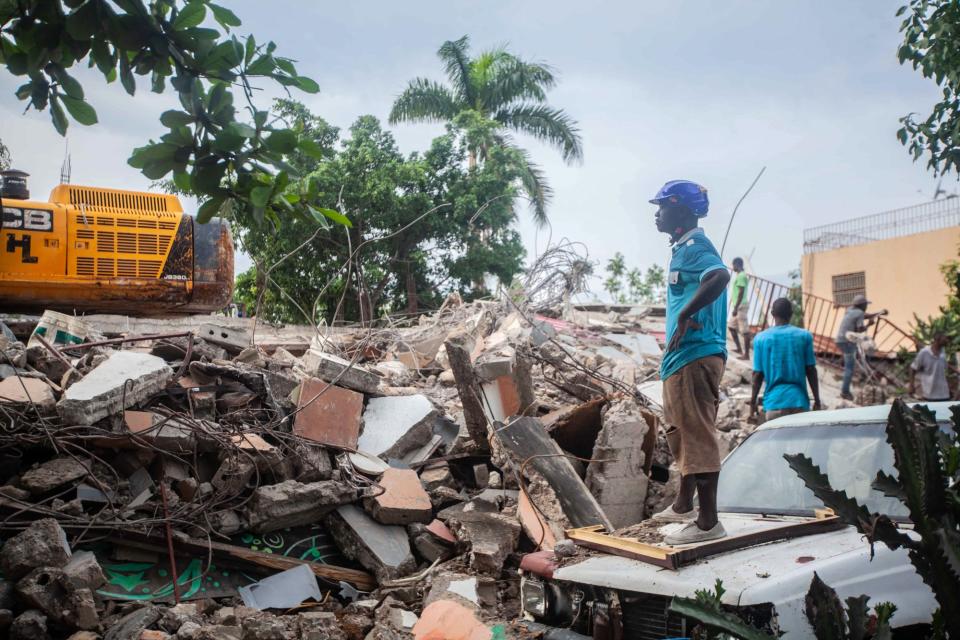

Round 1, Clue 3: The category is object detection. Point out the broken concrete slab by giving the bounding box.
[409,522,456,563]
[325,505,416,582]
[419,462,453,491]
[62,551,106,591]
[443,332,490,450]
[247,479,357,533]
[293,443,333,482]
[297,611,347,640]
[238,564,322,610]
[364,468,432,525]
[357,395,437,461]
[0,376,55,410]
[124,411,197,453]
[9,610,48,640]
[495,417,613,531]
[211,457,255,495]
[103,606,162,640]
[199,323,251,353]
[58,351,172,425]
[292,378,363,450]
[20,458,89,495]
[300,350,380,395]
[585,397,654,528]
[442,505,520,575]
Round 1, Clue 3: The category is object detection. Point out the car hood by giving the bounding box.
[552,513,875,604]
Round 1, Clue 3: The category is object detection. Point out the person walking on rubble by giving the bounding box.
[728,257,751,360]
[749,297,822,422]
[649,179,729,544]
[911,332,951,402]
[834,294,887,401]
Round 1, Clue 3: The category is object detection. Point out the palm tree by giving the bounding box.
[389,36,583,226]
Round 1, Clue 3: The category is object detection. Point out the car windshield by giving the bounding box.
[717,422,908,518]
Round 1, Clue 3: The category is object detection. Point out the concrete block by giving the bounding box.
[62,551,106,591]
[357,394,437,460]
[15,567,68,623]
[294,443,333,482]
[292,378,363,450]
[480,375,521,423]
[0,376,55,410]
[297,611,346,640]
[9,610,48,640]
[103,606,162,640]
[364,468,432,525]
[58,351,172,425]
[300,350,380,394]
[211,457,255,495]
[325,505,416,582]
[585,397,651,528]
[418,463,453,491]
[247,479,357,533]
[20,458,89,495]
[199,324,251,353]
[442,504,520,575]
[125,411,197,453]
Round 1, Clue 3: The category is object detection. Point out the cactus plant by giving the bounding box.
[669,575,893,640]
[785,399,960,638]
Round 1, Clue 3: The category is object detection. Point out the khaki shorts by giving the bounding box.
[663,355,724,475]
[730,303,750,334]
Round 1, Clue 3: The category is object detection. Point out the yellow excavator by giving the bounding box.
[0,169,234,315]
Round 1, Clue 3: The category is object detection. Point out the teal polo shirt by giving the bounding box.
[753,324,816,411]
[660,228,728,380]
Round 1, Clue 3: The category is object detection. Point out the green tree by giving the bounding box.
[389,35,582,224]
[238,107,527,324]
[604,253,666,305]
[0,1,343,230]
[897,1,960,175]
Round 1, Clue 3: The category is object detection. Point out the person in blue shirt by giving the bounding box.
[648,180,730,545]
[750,297,822,421]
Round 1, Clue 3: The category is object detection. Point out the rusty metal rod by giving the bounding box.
[58,331,195,353]
[158,464,181,604]
[33,334,82,376]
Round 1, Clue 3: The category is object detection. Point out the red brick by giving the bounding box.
[124,410,157,433]
[365,468,432,525]
[292,377,363,449]
[425,519,457,544]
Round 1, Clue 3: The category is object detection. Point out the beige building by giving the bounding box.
[801,199,960,340]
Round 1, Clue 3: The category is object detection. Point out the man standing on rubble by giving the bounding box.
[728,257,751,360]
[910,333,951,402]
[649,179,729,544]
[834,294,887,401]
[749,297,821,421]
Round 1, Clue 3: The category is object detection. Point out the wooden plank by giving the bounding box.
[566,525,676,569]
[111,533,377,591]
[672,516,844,566]
[495,416,613,530]
[565,517,845,570]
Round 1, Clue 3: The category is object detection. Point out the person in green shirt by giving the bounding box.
[728,257,751,360]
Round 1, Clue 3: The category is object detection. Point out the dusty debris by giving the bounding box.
[0,291,766,638]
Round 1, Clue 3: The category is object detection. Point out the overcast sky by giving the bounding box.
[0,1,946,291]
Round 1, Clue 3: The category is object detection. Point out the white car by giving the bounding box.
[519,403,948,639]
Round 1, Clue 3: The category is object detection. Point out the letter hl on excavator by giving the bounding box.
[0,169,234,314]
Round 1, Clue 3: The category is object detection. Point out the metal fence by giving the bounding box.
[803,198,960,254]
[742,274,917,359]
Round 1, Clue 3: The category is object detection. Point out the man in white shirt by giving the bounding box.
[911,333,951,402]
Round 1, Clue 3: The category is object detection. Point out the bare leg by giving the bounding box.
[740,333,752,360]
[672,474,697,513]
[728,327,742,354]
[695,471,720,530]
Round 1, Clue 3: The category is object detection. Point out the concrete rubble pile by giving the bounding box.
[0,296,760,639]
